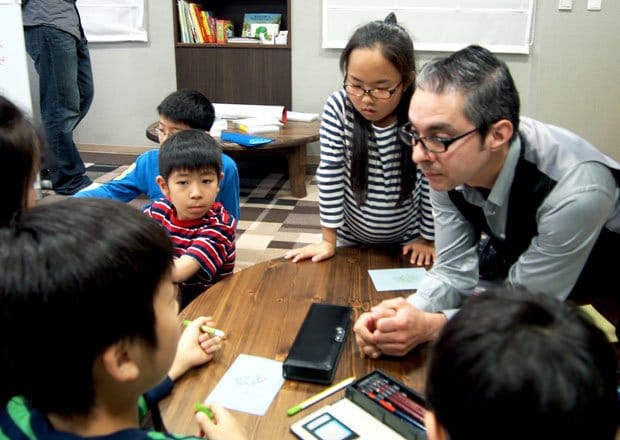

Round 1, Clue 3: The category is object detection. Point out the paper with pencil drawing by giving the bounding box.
[205,353,285,415]
[368,268,427,292]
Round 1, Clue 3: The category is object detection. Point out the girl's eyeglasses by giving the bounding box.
[343,81,402,100]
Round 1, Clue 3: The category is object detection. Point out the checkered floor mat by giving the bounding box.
[236,171,321,270]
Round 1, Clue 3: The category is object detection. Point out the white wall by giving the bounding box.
[27,0,177,149]
[0,2,32,116]
[31,0,619,159]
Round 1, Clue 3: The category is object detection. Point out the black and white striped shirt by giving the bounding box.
[317,90,434,245]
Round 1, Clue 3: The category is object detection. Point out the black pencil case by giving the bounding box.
[282,302,352,384]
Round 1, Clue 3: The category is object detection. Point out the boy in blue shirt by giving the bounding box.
[75,89,240,220]
[0,198,246,440]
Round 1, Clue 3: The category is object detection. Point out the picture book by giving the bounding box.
[241,13,282,37]
[250,23,279,43]
[201,10,216,43]
[216,19,234,43]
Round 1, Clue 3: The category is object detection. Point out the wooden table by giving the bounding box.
[160,245,431,438]
[146,120,320,198]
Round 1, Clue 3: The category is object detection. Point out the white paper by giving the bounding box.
[287,111,319,122]
[214,103,287,122]
[368,268,427,292]
[232,117,283,127]
[239,125,282,134]
[205,353,285,416]
[209,119,227,137]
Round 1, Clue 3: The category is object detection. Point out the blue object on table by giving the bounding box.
[220,131,274,147]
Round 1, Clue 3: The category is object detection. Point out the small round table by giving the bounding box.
[160,245,429,438]
[146,120,319,198]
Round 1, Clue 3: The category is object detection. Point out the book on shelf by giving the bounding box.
[178,1,198,43]
[226,37,260,44]
[177,1,189,42]
[179,1,198,43]
[189,3,207,43]
[250,23,279,43]
[216,19,234,44]
[185,2,200,43]
[177,0,218,43]
[201,10,215,43]
[241,13,282,38]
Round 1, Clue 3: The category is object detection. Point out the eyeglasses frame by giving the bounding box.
[398,123,483,153]
[155,126,183,140]
[343,81,403,100]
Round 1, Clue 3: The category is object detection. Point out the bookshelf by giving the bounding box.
[172,0,292,109]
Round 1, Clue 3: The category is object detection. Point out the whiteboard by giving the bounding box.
[0,1,32,115]
[322,0,536,54]
[77,0,147,43]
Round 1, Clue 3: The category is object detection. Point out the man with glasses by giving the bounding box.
[354,44,620,358]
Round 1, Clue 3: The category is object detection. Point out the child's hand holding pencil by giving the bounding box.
[168,317,224,381]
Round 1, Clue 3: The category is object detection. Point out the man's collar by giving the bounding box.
[459,135,521,207]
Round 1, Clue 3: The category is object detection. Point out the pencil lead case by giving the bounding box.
[283,302,352,384]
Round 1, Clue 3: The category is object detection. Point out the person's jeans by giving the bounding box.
[24,25,93,195]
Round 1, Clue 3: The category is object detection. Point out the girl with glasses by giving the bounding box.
[285,14,435,266]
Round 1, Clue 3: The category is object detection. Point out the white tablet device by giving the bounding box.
[290,399,406,440]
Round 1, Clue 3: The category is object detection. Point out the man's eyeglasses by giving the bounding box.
[398,123,482,153]
[343,81,402,100]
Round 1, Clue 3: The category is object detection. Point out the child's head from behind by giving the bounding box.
[0,198,179,416]
[425,288,618,440]
[339,13,416,127]
[157,129,223,221]
[156,89,215,143]
[0,95,42,225]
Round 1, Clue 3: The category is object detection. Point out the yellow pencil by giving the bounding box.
[182,319,226,338]
[287,377,356,416]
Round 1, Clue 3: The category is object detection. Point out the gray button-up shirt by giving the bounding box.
[409,117,620,317]
[22,0,82,41]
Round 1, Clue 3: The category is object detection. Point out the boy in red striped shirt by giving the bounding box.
[145,129,236,308]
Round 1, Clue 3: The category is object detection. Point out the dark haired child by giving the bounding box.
[0,95,41,225]
[144,129,236,308]
[425,288,618,440]
[75,89,240,221]
[0,198,246,439]
[285,14,434,266]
